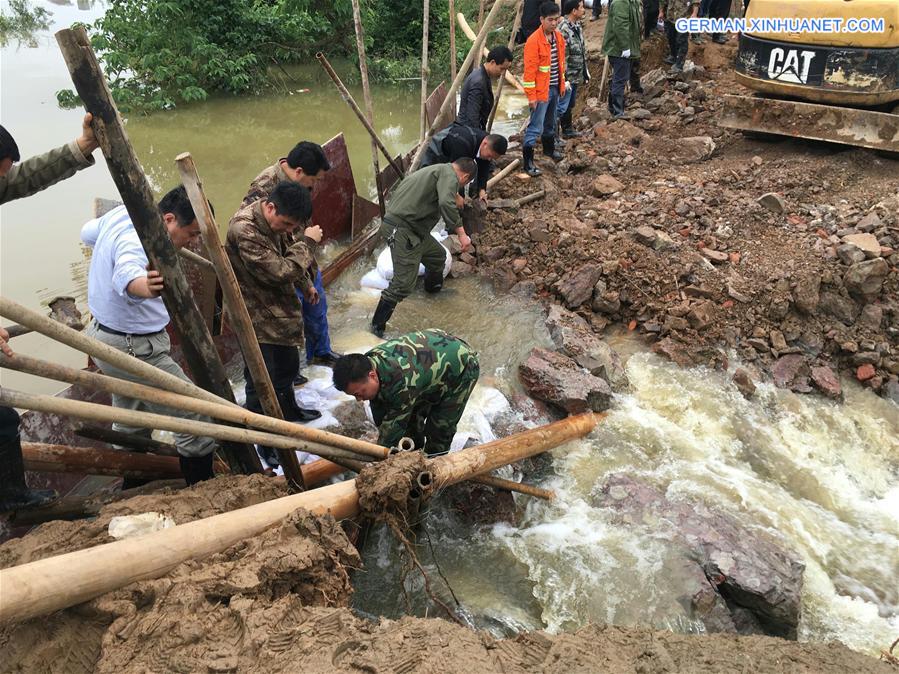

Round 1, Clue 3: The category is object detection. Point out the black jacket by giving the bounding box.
[420,124,493,194]
[456,66,494,131]
[520,0,543,42]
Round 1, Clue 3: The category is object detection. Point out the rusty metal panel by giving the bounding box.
[352,194,381,239]
[377,150,415,196]
[719,94,899,153]
[426,81,451,128]
[312,133,356,243]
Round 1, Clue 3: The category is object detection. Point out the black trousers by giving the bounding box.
[608,55,631,115]
[0,406,19,442]
[665,20,689,66]
[643,0,660,37]
[244,343,302,419]
[708,0,732,37]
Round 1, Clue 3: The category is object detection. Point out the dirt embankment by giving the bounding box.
[1,474,894,673]
[467,27,898,404]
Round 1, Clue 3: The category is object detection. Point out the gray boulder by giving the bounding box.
[544,305,628,389]
[518,348,614,414]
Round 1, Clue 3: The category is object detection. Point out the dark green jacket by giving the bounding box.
[0,141,94,205]
[602,0,644,59]
[368,329,478,449]
[384,163,462,237]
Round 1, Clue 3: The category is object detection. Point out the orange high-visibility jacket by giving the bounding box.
[523,27,566,103]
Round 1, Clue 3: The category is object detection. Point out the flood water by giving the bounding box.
[3,0,898,660]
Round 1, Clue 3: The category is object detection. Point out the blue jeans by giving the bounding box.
[296,269,333,360]
[557,82,579,118]
[524,86,561,148]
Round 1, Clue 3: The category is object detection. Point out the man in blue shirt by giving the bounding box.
[80,186,220,485]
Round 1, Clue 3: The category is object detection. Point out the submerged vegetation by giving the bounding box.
[52,0,513,111]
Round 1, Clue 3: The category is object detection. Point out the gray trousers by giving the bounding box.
[86,320,216,458]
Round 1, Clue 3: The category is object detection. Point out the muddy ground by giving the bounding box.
[469,23,898,404]
[1,474,895,673]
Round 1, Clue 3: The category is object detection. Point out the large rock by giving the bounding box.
[518,347,614,414]
[819,291,859,325]
[844,258,889,298]
[675,136,715,162]
[545,305,628,389]
[592,174,625,196]
[772,354,811,393]
[592,474,804,639]
[757,193,786,214]
[556,263,604,308]
[841,233,881,258]
[810,366,842,400]
[792,275,820,315]
[633,226,675,251]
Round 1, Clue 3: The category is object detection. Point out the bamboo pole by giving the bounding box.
[0,388,377,468]
[487,0,524,132]
[449,0,457,84]
[350,0,385,217]
[409,0,508,174]
[457,11,525,94]
[55,27,256,475]
[420,0,430,142]
[0,352,389,460]
[515,190,545,207]
[22,442,183,480]
[0,412,597,624]
[470,473,554,500]
[175,153,305,490]
[316,53,405,178]
[75,425,179,456]
[486,158,520,188]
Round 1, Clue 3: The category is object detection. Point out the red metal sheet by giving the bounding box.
[426,81,450,128]
[311,133,356,243]
[352,194,381,239]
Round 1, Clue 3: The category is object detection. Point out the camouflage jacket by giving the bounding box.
[0,141,94,205]
[559,18,589,84]
[225,201,314,346]
[661,0,700,21]
[367,329,479,449]
[242,160,319,275]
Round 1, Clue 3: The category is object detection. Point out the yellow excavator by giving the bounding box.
[720,0,898,153]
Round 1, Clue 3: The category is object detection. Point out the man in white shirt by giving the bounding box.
[80,186,218,485]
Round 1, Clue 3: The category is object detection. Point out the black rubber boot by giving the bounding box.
[559,108,582,138]
[179,453,215,486]
[371,296,397,338]
[523,146,541,177]
[0,434,57,512]
[608,90,626,118]
[541,135,563,162]
[423,269,444,294]
[278,389,321,422]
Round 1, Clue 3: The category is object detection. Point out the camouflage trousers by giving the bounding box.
[399,360,479,457]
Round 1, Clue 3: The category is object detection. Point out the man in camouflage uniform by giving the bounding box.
[660,0,700,72]
[244,141,342,372]
[332,330,480,456]
[369,158,477,338]
[227,181,322,466]
[557,0,589,139]
[1,114,99,511]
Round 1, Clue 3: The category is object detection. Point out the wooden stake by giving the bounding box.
[487,0,524,132]
[598,55,610,101]
[486,158,520,188]
[409,0,509,174]
[470,473,554,500]
[0,412,599,624]
[420,0,431,142]
[54,27,258,475]
[457,10,525,94]
[22,442,183,480]
[316,52,405,178]
[350,0,385,217]
[175,153,305,490]
[515,189,545,207]
[449,0,457,84]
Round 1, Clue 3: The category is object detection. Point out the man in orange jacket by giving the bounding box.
[522,1,569,177]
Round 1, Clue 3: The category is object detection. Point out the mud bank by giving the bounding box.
[0,474,892,673]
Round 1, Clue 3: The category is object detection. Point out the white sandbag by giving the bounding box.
[108,512,175,540]
[374,232,452,281]
[360,269,389,290]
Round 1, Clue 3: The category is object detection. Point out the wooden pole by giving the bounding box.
[515,189,546,207]
[457,10,525,94]
[316,52,405,177]
[0,352,390,460]
[420,0,431,142]
[0,388,377,467]
[470,473,554,500]
[54,27,257,475]
[409,0,508,174]
[178,247,214,271]
[74,425,179,456]
[175,153,305,490]
[486,158,520,188]
[350,0,385,217]
[0,412,598,624]
[22,442,183,480]
[487,0,524,132]
[598,56,610,101]
[449,0,457,84]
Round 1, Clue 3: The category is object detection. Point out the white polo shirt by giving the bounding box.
[80,205,170,333]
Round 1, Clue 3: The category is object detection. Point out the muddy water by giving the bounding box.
[3,0,897,660]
